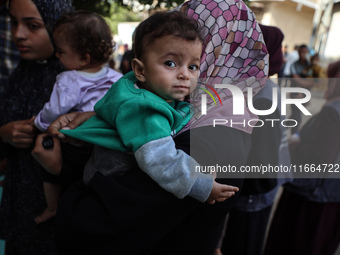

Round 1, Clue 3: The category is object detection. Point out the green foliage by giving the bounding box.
[72,0,114,17]
[105,5,142,34]
[72,0,251,32]
[137,0,183,8]
[72,0,251,13]
[72,0,184,13]
[72,0,142,34]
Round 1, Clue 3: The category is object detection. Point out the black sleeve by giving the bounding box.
[241,98,281,195]
[0,139,12,161]
[293,106,340,165]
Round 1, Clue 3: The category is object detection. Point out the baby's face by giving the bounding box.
[140,35,202,102]
[53,30,83,70]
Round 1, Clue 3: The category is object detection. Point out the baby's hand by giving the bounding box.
[206,181,239,205]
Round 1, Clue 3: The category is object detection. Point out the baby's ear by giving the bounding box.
[131,58,146,83]
[81,53,91,67]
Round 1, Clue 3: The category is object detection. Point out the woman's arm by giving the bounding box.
[292,105,340,165]
[32,132,93,184]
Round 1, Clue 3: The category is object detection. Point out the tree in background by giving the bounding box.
[72,0,184,15]
[105,5,142,35]
[72,0,113,17]
[72,0,250,17]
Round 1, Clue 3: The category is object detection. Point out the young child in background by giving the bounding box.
[308,53,326,78]
[61,11,239,205]
[34,10,122,224]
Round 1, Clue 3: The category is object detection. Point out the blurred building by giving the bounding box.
[250,0,340,62]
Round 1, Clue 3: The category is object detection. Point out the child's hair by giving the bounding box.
[311,53,319,63]
[133,11,203,60]
[53,10,113,66]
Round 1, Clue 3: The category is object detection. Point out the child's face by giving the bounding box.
[139,35,202,102]
[312,56,319,65]
[53,31,83,70]
[9,0,54,61]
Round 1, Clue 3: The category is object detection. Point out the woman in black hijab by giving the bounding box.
[0,0,72,254]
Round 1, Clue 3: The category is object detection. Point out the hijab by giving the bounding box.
[259,24,284,76]
[325,60,340,103]
[178,0,269,134]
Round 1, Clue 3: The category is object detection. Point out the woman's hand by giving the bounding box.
[31,133,62,175]
[48,111,95,145]
[0,117,37,148]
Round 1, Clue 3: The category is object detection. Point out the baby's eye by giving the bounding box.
[165,60,176,67]
[189,64,199,71]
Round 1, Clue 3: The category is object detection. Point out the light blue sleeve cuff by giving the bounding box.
[134,136,213,202]
[188,174,214,202]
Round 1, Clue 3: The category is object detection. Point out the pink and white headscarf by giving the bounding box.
[177,0,269,134]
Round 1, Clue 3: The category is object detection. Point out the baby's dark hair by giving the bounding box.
[133,11,203,60]
[53,10,113,66]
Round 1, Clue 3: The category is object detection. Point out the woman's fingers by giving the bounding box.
[48,112,95,140]
[48,113,80,139]
[0,119,38,148]
[64,111,95,130]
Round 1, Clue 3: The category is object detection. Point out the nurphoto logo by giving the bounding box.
[198,83,312,128]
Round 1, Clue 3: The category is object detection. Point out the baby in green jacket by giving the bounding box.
[62,11,239,204]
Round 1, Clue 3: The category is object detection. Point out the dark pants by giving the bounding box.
[221,205,272,255]
[264,189,340,255]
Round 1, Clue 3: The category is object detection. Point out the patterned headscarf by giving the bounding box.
[178,0,269,134]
